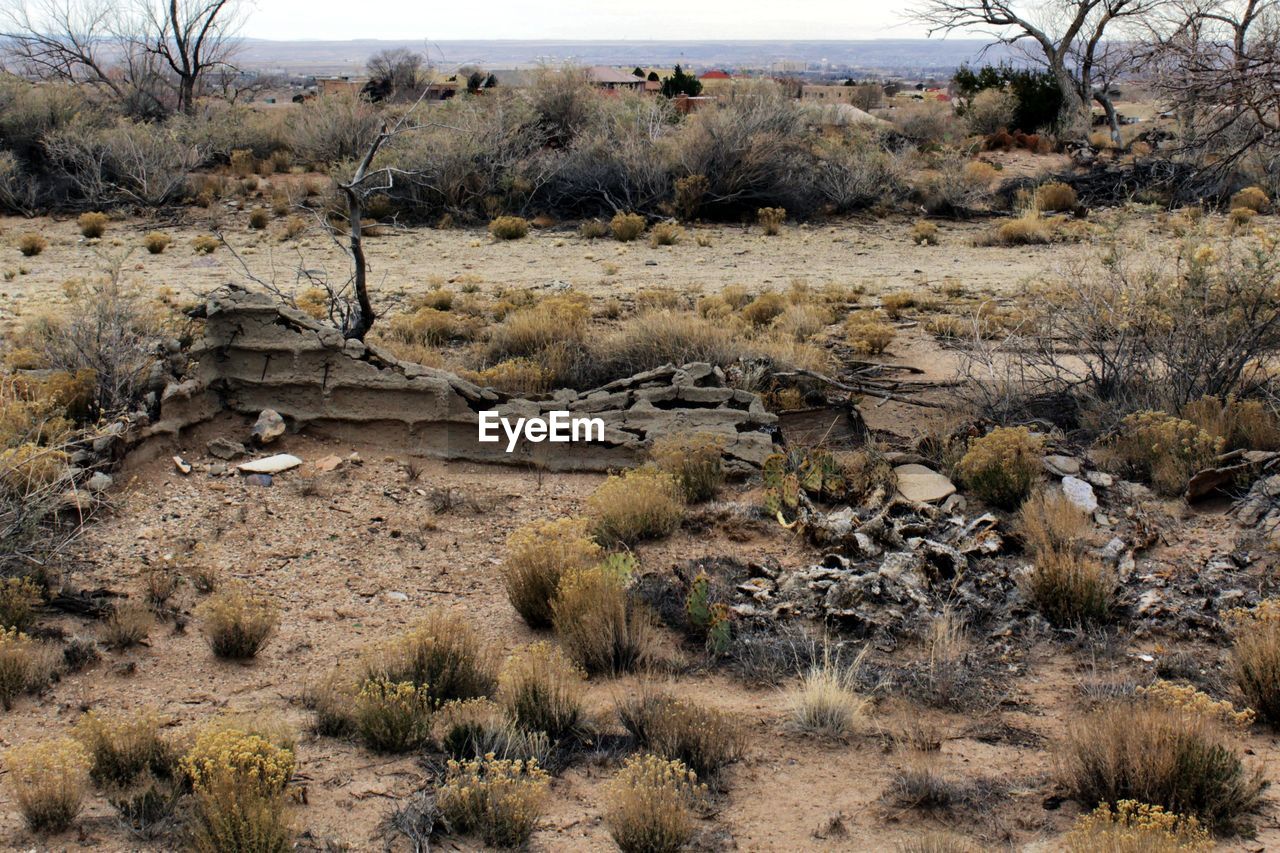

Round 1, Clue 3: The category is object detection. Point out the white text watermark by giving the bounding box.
[478,411,605,452]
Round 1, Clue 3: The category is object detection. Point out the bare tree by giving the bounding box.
[912,0,1158,138]
[366,47,425,98]
[0,0,127,97]
[138,0,244,115]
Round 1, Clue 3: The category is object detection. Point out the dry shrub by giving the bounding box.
[1229,207,1256,230]
[5,738,90,833]
[468,358,552,395]
[304,671,357,737]
[618,690,746,779]
[963,160,998,185]
[364,610,498,704]
[73,708,174,788]
[1059,690,1264,834]
[102,601,154,649]
[278,215,306,241]
[772,303,833,342]
[896,832,982,853]
[489,216,530,240]
[587,466,685,547]
[0,575,41,631]
[589,310,751,384]
[912,220,939,246]
[1036,181,1078,212]
[77,212,108,238]
[553,559,658,675]
[1024,549,1113,627]
[142,232,170,254]
[605,754,707,853]
[580,219,610,239]
[611,212,647,242]
[1231,186,1269,213]
[502,517,601,628]
[18,233,46,256]
[181,725,295,853]
[649,433,726,503]
[845,313,896,355]
[384,306,466,347]
[1182,395,1280,451]
[353,677,434,753]
[498,642,587,740]
[636,287,681,312]
[484,293,589,367]
[1100,411,1221,496]
[741,291,788,327]
[881,291,936,319]
[757,206,786,235]
[648,221,683,247]
[964,88,1017,135]
[1015,489,1091,557]
[439,698,552,764]
[192,234,219,254]
[0,627,50,710]
[1227,600,1280,725]
[196,585,278,660]
[248,207,270,230]
[955,426,1043,509]
[436,755,550,848]
[990,211,1053,245]
[1064,800,1213,852]
[786,646,868,738]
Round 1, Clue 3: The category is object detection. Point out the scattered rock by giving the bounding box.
[208,463,228,477]
[1043,455,1082,478]
[85,472,113,492]
[313,454,344,473]
[1061,476,1098,513]
[208,437,247,460]
[1084,470,1113,488]
[238,454,302,475]
[941,494,967,515]
[251,409,286,445]
[893,464,956,504]
[383,591,409,603]
[243,473,273,487]
[173,456,192,475]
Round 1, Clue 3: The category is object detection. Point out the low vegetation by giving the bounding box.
[437,755,550,848]
[605,754,707,853]
[5,737,91,833]
[552,558,658,675]
[502,517,601,628]
[617,690,746,779]
[196,586,279,660]
[954,427,1043,509]
[587,466,685,546]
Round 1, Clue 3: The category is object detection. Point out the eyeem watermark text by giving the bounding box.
[478,411,605,452]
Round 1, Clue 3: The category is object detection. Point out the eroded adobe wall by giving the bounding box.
[161,289,778,472]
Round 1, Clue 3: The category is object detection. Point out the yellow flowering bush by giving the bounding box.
[0,575,41,631]
[1103,411,1221,496]
[605,754,707,853]
[1137,680,1254,730]
[0,626,42,710]
[955,426,1044,509]
[181,726,295,853]
[501,517,601,628]
[353,677,434,753]
[5,737,91,832]
[437,755,550,848]
[1064,800,1212,852]
[1227,599,1280,724]
[587,466,685,547]
[73,708,175,787]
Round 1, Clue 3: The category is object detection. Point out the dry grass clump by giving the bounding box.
[437,755,550,848]
[552,559,658,675]
[502,516,601,628]
[5,737,91,833]
[196,585,278,660]
[591,309,769,384]
[0,575,41,631]
[611,212,647,242]
[384,306,467,348]
[438,698,552,763]
[18,233,46,256]
[484,293,589,368]
[1227,600,1280,725]
[278,215,307,241]
[649,432,726,503]
[1182,395,1280,451]
[0,627,52,710]
[101,601,155,649]
[648,221,683,247]
[1036,181,1078,212]
[353,677,434,753]
[618,690,746,779]
[604,754,707,853]
[991,211,1054,245]
[881,291,937,319]
[73,708,175,788]
[142,231,171,254]
[587,466,685,547]
[1024,549,1113,627]
[1100,411,1222,496]
[757,206,786,236]
[248,207,270,230]
[580,219,610,239]
[181,724,295,853]
[1059,689,1264,834]
[365,610,498,704]
[489,215,530,240]
[896,832,983,853]
[955,426,1043,509]
[845,315,896,355]
[741,291,788,327]
[468,358,554,394]
[1064,800,1212,852]
[786,647,868,738]
[1230,186,1269,213]
[912,220,939,246]
[191,234,219,254]
[77,212,108,238]
[498,642,587,740]
[1015,488,1091,557]
[772,302,833,341]
[1229,207,1257,230]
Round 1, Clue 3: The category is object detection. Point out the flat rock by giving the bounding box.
[312,454,344,473]
[893,464,956,504]
[238,454,302,475]
[251,409,286,445]
[85,472,113,492]
[208,437,247,460]
[1061,475,1098,513]
[1043,455,1081,478]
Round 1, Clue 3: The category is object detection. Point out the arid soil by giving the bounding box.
[4,204,1280,851]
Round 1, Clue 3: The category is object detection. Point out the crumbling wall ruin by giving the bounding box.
[156,289,779,472]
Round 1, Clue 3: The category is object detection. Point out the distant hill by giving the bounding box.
[233,38,1023,78]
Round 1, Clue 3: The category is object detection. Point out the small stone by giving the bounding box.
[1043,455,1081,478]
[894,464,956,504]
[940,493,967,515]
[243,473,273,487]
[173,456,191,475]
[347,452,363,466]
[383,591,409,603]
[208,463,228,476]
[1061,475,1098,513]
[1084,470,1114,488]
[85,472,112,492]
[208,437,247,460]
[238,454,302,475]
[313,454,343,473]
[251,409,286,445]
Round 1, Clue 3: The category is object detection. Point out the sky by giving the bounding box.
[240,0,930,41]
